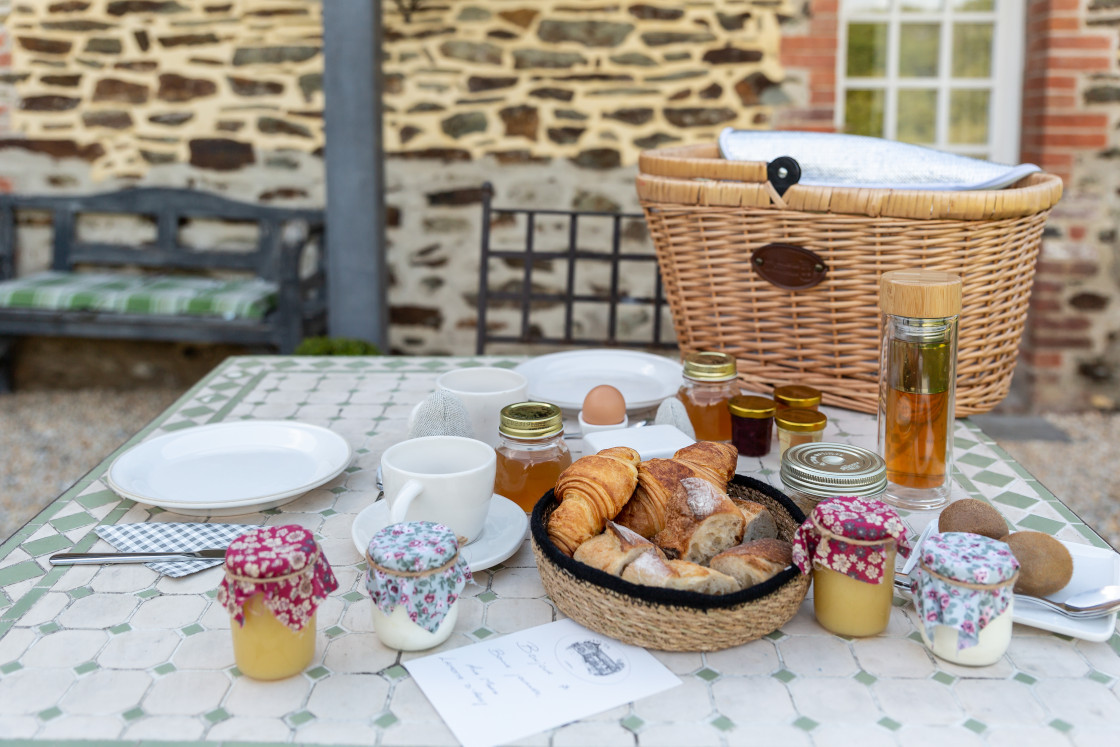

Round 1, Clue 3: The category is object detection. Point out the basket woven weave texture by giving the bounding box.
[636,143,1064,416]
[532,476,810,652]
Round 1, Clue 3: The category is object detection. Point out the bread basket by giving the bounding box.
[530,474,810,651]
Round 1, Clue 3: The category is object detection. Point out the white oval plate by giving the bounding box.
[105,421,352,516]
[351,494,528,573]
[514,350,682,410]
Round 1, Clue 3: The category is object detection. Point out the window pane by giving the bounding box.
[897,89,938,144]
[845,89,885,137]
[900,0,943,11]
[899,24,940,77]
[949,89,989,144]
[847,0,891,12]
[847,23,889,77]
[952,23,993,78]
[952,0,993,10]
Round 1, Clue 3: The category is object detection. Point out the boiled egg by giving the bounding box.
[581,384,626,425]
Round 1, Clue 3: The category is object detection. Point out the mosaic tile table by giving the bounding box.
[1,355,1118,747]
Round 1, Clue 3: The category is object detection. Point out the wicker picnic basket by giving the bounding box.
[636,143,1065,416]
[530,475,810,652]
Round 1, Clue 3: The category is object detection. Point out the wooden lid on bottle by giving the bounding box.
[879,270,962,318]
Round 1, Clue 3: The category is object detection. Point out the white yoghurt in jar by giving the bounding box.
[919,606,1013,666]
[371,602,459,651]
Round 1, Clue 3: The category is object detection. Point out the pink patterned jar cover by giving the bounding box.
[911,531,1019,651]
[364,521,472,634]
[792,496,912,584]
[218,525,338,632]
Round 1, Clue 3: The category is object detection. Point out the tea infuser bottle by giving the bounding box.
[877,270,962,510]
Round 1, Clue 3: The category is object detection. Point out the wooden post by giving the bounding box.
[322,0,388,349]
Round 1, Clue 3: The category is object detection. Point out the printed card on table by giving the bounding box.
[403,618,682,747]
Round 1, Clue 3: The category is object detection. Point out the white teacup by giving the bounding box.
[435,367,528,447]
[381,435,497,543]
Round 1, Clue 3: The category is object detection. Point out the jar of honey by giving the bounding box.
[774,408,828,457]
[780,443,887,516]
[773,384,822,412]
[728,395,775,457]
[494,401,573,512]
[365,521,472,651]
[677,351,737,442]
[911,532,1018,666]
[792,496,911,637]
[218,525,338,680]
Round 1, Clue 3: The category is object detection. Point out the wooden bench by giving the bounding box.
[0,187,327,388]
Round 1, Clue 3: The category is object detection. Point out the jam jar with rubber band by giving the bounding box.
[911,531,1019,666]
[218,525,338,680]
[365,521,472,651]
[793,496,911,637]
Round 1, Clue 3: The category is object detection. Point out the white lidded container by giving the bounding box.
[364,521,471,651]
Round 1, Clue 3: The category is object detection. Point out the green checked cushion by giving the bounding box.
[0,271,278,321]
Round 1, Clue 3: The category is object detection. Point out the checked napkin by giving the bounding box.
[95,523,258,578]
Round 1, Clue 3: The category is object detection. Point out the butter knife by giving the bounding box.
[49,549,228,566]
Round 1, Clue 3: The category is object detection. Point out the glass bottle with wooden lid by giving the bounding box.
[494,401,573,513]
[677,351,737,442]
[877,270,962,510]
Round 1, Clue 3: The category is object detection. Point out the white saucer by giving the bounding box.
[351,494,528,573]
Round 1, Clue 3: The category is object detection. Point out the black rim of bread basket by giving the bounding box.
[530,473,808,610]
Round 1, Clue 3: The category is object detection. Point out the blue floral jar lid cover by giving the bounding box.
[364,521,472,633]
[911,531,1019,652]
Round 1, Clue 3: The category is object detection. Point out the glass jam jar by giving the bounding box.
[773,384,822,412]
[494,401,573,512]
[218,525,338,680]
[793,496,911,637]
[780,443,887,516]
[775,408,828,457]
[728,395,775,457]
[911,532,1018,666]
[677,351,737,442]
[365,521,472,651]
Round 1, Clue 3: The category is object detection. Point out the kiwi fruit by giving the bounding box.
[938,498,1008,540]
[1002,531,1073,597]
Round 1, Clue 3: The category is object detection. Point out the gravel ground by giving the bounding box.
[0,389,1117,549]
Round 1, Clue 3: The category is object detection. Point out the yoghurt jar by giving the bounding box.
[365,521,472,651]
[911,531,1019,666]
[793,496,911,637]
[218,525,338,680]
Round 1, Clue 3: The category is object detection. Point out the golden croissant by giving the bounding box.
[547,446,640,556]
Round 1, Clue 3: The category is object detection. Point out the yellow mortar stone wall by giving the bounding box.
[6,0,791,179]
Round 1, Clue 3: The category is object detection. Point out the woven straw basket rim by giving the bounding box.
[530,475,811,651]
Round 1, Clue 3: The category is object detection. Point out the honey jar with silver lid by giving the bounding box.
[780,442,887,515]
[494,401,572,512]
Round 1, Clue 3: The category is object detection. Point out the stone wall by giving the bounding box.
[0,0,794,386]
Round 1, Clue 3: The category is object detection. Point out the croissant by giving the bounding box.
[673,441,738,486]
[547,446,640,556]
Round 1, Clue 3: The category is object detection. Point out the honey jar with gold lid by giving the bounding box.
[494,401,572,513]
[678,351,737,442]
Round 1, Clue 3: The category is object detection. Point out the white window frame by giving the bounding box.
[837,0,1024,164]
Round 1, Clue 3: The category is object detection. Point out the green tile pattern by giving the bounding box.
[0,355,1113,745]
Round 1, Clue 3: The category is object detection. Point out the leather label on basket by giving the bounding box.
[751,244,828,290]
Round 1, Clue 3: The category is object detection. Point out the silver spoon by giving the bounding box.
[1015,585,1120,618]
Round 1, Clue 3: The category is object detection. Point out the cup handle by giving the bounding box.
[389,479,423,524]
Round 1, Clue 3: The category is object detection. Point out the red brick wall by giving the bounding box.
[776,0,839,133]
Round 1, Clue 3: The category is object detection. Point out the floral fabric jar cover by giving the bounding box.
[218,524,339,630]
[911,531,1019,651]
[792,495,912,583]
[365,521,472,633]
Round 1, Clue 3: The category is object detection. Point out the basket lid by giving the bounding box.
[880,270,962,318]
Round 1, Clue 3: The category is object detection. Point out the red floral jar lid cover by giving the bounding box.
[792,496,912,584]
[218,525,338,631]
[365,521,472,634]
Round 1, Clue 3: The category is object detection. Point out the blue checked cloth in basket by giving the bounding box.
[95,523,258,577]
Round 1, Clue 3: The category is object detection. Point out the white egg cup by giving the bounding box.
[578,410,629,436]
